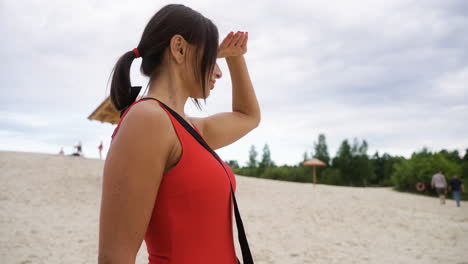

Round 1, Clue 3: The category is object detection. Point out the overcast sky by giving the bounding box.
[1,0,467,165]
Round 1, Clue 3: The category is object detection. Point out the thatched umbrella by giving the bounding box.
[87,96,120,124]
[304,158,326,184]
[88,87,142,125]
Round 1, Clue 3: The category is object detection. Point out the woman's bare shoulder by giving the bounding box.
[109,100,177,164]
[118,100,173,137]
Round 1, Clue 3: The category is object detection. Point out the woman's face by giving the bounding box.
[207,62,222,94]
[183,45,222,99]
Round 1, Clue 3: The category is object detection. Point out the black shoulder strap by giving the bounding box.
[141,97,254,264]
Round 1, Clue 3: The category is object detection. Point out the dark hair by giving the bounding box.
[110,4,219,111]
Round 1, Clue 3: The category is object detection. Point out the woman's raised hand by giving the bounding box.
[217,31,248,58]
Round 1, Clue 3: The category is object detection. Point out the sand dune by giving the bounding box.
[0,151,467,263]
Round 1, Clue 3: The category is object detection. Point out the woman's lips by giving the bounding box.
[210,80,216,90]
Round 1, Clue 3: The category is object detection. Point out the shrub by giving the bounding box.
[391,150,461,192]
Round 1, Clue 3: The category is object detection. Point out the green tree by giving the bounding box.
[314,134,330,164]
[460,149,468,179]
[351,139,374,186]
[226,160,239,169]
[391,150,461,191]
[332,139,352,184]
[371,152,402,186]
[313,134,330,181]
[247,145,258,168]
[358,140,368,155]
[332,139,374,186]
[321,168,342,185]
[259,144,274,168]
[303,151,310,163]
[439,149,461,163]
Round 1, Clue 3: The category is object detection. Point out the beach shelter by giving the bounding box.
[87,96,120,124]
[88,86,142,125]
[304,158,326,184]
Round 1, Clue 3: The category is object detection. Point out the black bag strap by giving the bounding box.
[141,97,254,264]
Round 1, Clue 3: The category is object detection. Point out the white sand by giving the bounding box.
[0,151,467,264]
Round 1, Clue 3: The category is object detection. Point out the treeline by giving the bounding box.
[228,134,468,199]
[391,149,467,192]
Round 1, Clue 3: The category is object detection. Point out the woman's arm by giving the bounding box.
[227,53,261,123]
[98,102,174,263]
[190,32,261,150]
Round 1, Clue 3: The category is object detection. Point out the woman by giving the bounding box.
[98,4,260,264]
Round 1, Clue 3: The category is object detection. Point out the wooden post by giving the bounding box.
[313,166,316,184]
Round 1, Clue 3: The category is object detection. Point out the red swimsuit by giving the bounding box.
[111,98,238,264]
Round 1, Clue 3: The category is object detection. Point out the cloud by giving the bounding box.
[0,0,467,164]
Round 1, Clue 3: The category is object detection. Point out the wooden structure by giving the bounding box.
[304,158,326,184]
[87,96,120,125]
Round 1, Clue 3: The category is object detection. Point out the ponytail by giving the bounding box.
[110,51,139,112]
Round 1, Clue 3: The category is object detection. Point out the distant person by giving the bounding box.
[59,147,64,155]
[448,175,464,207]
[73,141,83,157]
[98,141,103,160]
[76,141,82,154]
[431,171,447,205]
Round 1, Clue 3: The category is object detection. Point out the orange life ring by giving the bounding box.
[415,182,425,191]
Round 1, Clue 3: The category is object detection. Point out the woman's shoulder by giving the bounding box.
[126,99,170,123]
[115,99,174,141]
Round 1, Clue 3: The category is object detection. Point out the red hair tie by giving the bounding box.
[132,48,141,58]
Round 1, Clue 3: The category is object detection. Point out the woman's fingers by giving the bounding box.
[220,31,234,48]
[237,32,247,47]
[232,31,244,46]
[241,32,248,48]
[218,31,249,57]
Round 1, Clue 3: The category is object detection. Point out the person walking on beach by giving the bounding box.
[75,141,83,156]
[98,141,103,160]
[99,4,259,264]
[71,141,83,157]
[431,171,447,205]
[448,175,464,207]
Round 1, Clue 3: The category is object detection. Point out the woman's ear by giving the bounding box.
[170,34,186,64]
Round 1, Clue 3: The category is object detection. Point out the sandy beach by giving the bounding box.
[0,151,467,264]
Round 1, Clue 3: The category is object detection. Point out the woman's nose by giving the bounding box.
[214,63,222,79]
